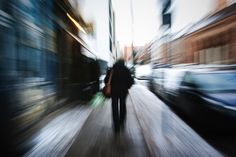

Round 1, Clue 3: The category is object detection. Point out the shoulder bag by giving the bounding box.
[102,70,113,98]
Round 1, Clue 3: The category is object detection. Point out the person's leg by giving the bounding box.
[119,94,127,129]
[112,96,120,132]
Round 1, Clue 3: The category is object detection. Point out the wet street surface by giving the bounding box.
[21,103,92,157]
[66,98,150,157]
[136,78,236,157]
[22,85,223,157]
[168,104,236,157]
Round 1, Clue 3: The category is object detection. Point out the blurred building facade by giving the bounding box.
[76,0,117,66]
[124,46,133,62]
[150,1,236,66]
[109,0,117,62]
[215,0,236,12]
[0,1,102,155]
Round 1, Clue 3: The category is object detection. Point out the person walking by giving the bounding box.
[104,59,134,133]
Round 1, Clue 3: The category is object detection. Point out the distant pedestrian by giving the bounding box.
[104,59,134,133]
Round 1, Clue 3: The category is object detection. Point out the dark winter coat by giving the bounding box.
[104,62,134,97]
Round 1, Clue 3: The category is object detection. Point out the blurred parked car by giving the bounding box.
[150,65,236,130]
[149,67,187,100]
[162,68,188,103]
[177,69,236,129]
[135,64,152,80]
[99,74,106,90]
[149,68,167,98]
